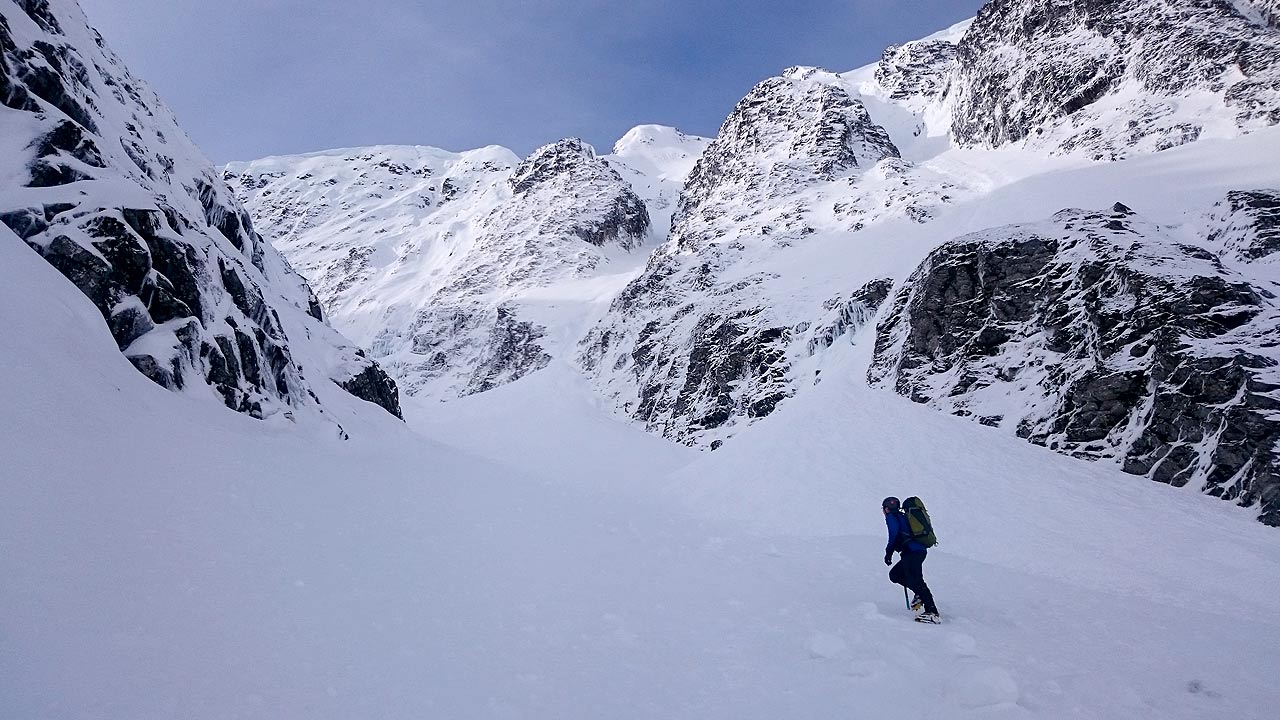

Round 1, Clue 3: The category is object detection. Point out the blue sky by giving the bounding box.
[79,1,983,162]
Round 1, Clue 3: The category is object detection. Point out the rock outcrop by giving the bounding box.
[1207,189,1280,262]
[0,0,399,424]
[580,69,919,445]
[874,39,958,103]
[508,138,650,251]
[949,0,1280,158]
[869,201,1280,524]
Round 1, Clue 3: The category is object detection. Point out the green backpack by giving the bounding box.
[901,496,937,548]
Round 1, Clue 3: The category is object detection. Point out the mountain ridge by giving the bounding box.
[225,0,1280,523]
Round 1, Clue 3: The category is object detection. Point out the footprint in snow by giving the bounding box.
[805,632,848,660]
[945,663,1020,709]
[946,631,978,656]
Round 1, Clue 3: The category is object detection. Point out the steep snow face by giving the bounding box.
[950,0,1280,158]
[0,0,399,424]
[580,68,950,446]
[869,201,1280,524]
[227,136,677,400]
[605,124,711,238]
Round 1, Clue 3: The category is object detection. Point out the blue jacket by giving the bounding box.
[886,510,925,554]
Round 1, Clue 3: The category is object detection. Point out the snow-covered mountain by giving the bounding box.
[0,0,400,428]
[580,66,949,445]
[568,0,1280,524]
[225,127,710,399]
[225,0,1280,524]
[7,1,1280,717]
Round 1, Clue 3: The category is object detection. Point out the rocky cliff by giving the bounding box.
[868,201,1280,524]
[0,0,400,424]
[579,68,926,446]
[949,0,1280,158]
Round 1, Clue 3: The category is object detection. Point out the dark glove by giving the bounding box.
[884,550,893,566]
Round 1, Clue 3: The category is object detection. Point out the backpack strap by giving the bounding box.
[891,510,910,550]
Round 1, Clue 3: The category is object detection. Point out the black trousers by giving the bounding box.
[889,549,938,614]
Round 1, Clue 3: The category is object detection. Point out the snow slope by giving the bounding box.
[5,225,1280,720]
[8,1,1279,715]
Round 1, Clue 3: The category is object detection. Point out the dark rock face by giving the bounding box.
[950,0,1280,157]
[0,0,399,423]
[338,354,403,419]
[869,201,1280,525]
[874,40,958,102]
[581,69,903,445]
[1207,189,1280,261]
[17,1,62,34]
[509,138,650,251]
[807,278,894,355]
[464,303,552,396]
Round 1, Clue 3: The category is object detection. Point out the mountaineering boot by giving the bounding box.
[915,611,941,624]
[910,593,924,612]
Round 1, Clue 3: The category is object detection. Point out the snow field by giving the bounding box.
[4,216,1280,718]
[7,1,1280,714]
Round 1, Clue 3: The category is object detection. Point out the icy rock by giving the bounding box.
[950,0,1280,158]
[464,303,552,396]
[869,201,1280,524]
[1244,0,1280,29]
[336,353,403,419]
[580,69,905,446]
[874,39,957,102]
[1207,189,1280,262]
[806,277,894,355]
[0,0,399,422]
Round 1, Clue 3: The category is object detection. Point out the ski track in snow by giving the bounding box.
[4,225,1278,720]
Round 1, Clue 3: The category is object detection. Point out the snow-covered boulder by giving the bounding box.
[0,0,400,423]
[868,201,1280,524]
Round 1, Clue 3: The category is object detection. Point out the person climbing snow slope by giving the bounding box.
[883,496,941,623]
